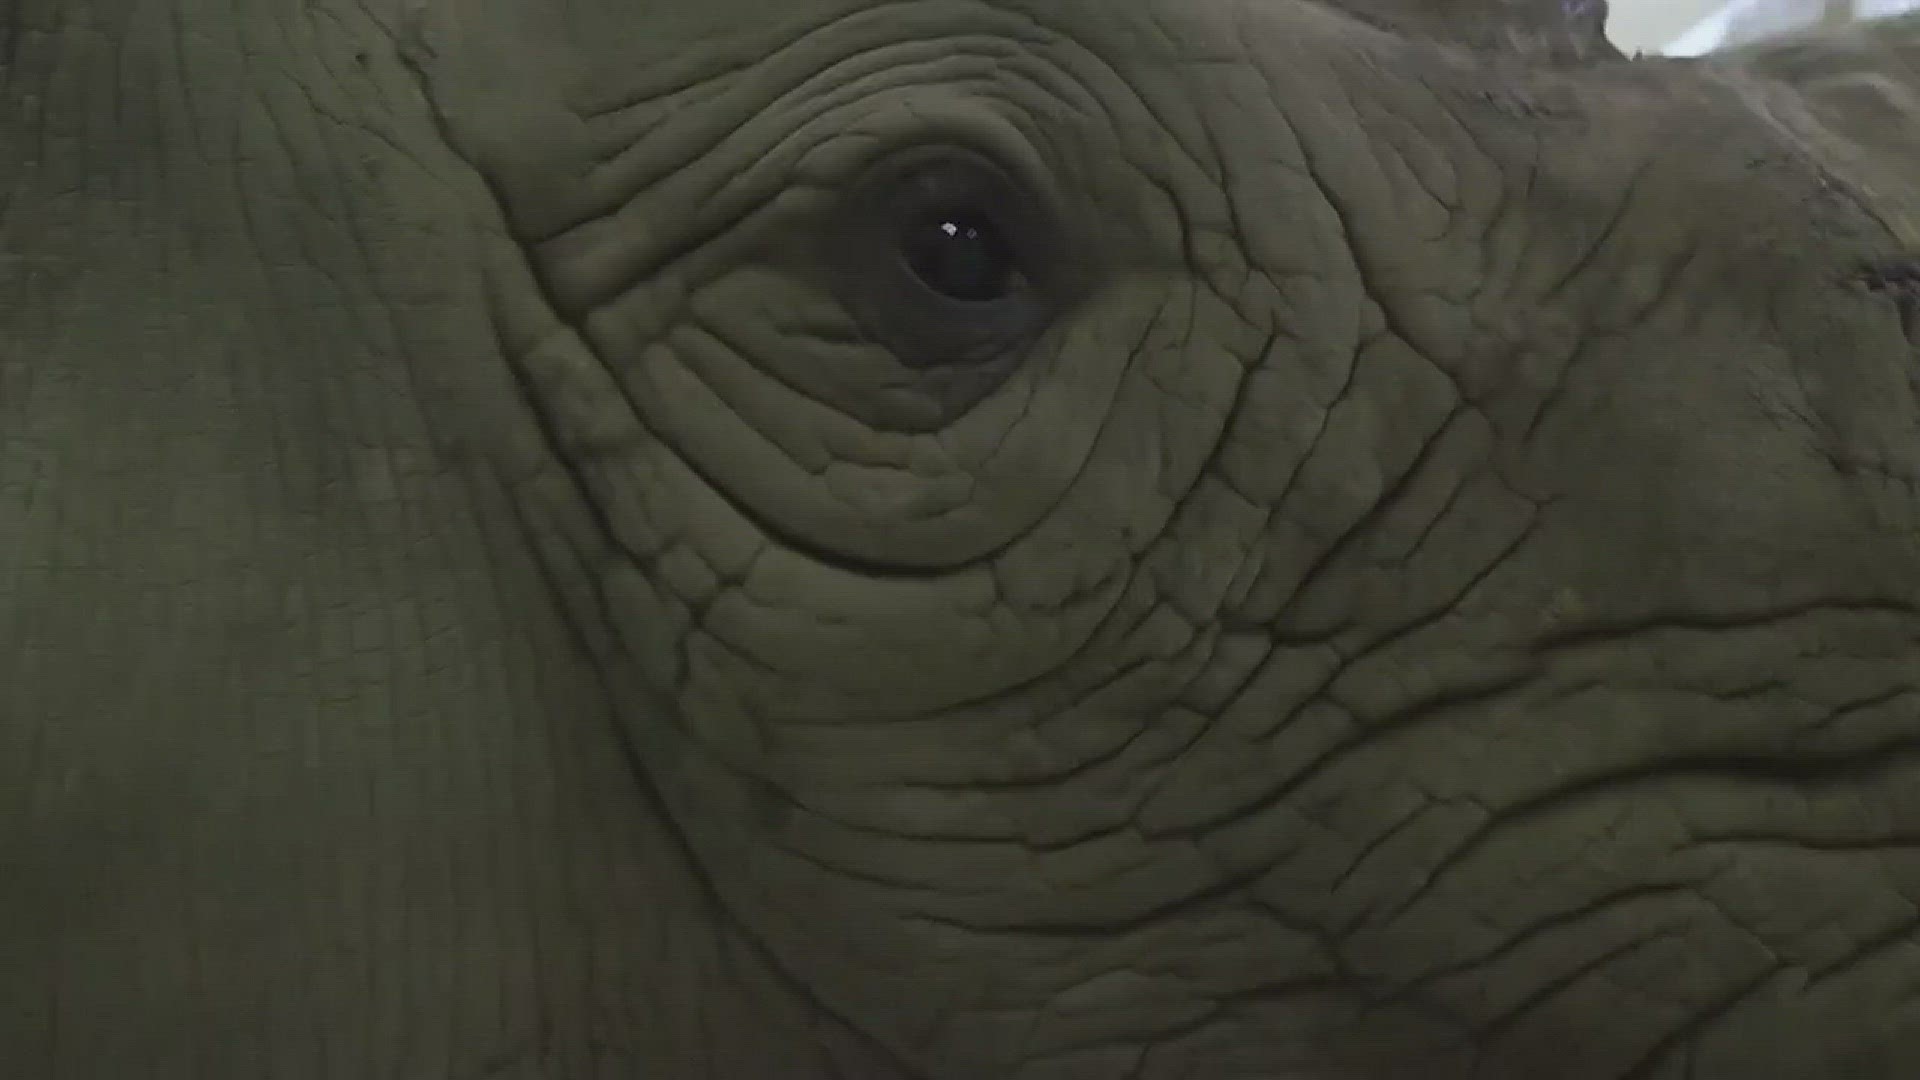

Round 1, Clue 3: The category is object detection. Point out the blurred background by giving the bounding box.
[1609,0,1920,54]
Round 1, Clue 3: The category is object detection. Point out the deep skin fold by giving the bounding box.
[3,1,1920,1078]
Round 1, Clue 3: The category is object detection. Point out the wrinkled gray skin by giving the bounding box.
[3,0,1919,1077]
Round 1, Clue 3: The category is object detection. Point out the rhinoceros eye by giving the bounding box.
[826,145,1063,371]
[892,172,1025,303]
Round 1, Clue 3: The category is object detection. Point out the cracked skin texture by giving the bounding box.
[2,0,1920,1076]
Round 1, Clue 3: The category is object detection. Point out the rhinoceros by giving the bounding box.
[2,1,1918,1076]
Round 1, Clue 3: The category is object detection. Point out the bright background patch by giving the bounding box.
[1609,0,1920,55]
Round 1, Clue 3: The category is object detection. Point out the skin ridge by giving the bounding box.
[382,13,936,1078]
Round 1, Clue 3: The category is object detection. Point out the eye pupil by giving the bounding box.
[901,207,1018,302]
[829,151,1061,374]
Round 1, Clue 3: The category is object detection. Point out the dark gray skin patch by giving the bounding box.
[1858,256,1920,339]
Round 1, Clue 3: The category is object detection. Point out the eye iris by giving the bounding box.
[901,207,1017,302]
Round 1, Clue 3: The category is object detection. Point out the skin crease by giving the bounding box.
[1,0,1918,1076]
